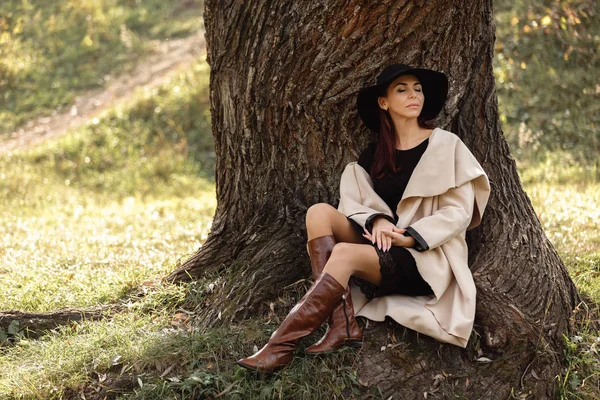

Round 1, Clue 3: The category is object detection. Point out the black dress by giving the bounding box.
[348,139,434,299]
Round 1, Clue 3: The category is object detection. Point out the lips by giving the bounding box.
[407,104,420,108]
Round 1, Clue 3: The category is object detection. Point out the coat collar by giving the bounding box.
[346,127,490,230]
[401,128,487,201]
[397,128,490,230]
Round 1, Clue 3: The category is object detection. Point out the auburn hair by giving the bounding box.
[369,107,433,180]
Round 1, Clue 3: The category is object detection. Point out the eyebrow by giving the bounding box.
[394,82,422,87]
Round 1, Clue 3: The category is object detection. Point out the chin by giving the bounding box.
[399,111,421,118]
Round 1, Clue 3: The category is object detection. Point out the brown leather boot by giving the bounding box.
[236,273,345,373]
[306,235,336,278]
[305,284,362,354]
[304,235,362,354]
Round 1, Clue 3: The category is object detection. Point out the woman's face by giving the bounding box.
[377,74,424,119]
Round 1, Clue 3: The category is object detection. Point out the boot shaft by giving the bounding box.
[307,235,336,279]
[237,272,346,373]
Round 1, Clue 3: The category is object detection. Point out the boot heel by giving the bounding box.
[344,339,363,348]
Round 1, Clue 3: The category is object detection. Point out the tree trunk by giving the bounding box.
[168,0,581,397]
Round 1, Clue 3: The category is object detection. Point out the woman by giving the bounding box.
[237,63,491,373]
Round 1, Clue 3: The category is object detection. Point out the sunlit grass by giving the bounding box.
[0,56,214,312]
[0,193,214,311]
[520,159,600,303]
[0,294,364,399]
[525,183,600,252]
[0,285,189,398]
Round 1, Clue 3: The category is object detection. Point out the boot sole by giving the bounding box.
[235,360,286,376]
[305,339,363,356]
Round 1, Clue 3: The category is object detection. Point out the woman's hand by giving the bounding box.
[363,225,415,251]
[362,217,395,251]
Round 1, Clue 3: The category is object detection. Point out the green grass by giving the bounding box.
[0,194,214,312]
[519,154,600,306]
[0,0,204,132]
[0,292,367,399]
[0,56,214,313]
[0,54,221,397]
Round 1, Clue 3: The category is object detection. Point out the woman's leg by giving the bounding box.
[323,242,382,288]
[237,207,384,371]
[305,203,366,243]
[302,204,381,354]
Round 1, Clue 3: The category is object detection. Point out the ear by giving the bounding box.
[377,96,387,111]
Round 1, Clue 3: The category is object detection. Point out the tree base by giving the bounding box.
[355,318,559,399]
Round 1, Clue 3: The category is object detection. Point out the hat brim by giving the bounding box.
[357,68,448,133]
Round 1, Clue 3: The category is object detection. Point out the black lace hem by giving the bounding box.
[352,245,433,299]
[352,246,397,300]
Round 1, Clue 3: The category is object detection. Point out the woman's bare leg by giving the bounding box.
[322,242,382,288]
[305,203,366,243]
[305,203,382,287]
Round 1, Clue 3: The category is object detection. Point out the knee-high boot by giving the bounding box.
[236,272,345,373]
[305,235,362,354]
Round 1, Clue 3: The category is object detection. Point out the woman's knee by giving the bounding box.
[305,203,337,226]
[323,244,354,273]
[330,243,378,269]
[328,243,360,268]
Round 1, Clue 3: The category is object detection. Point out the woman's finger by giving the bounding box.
[393,227,406,234]
[364,227,371,240]
[366,227,374,244]
[384,231,404,248]
[381,230,401,238]
[380,230,391,251]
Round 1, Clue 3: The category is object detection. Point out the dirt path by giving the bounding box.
[0,32,206,154]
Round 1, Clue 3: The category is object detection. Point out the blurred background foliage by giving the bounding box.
[493,0,599,164]
[0,0,203,133]
[18,58,215,196]
[0,0,596,167]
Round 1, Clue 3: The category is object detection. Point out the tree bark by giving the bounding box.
[168,0,581,397]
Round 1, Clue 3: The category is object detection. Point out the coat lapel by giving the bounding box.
[398,128,489,229]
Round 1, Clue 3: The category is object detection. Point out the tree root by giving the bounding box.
[0,305,120,338]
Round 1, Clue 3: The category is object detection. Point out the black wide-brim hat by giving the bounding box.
[356,63,448,133]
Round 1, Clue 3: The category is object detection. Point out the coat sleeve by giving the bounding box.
[337,163,395,232]
[403,180,475,251]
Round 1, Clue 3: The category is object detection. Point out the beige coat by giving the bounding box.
[337,127,490,347]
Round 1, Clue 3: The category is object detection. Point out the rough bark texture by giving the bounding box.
[167,0,581,397]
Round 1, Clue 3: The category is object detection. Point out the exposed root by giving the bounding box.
[0,305,120,337]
